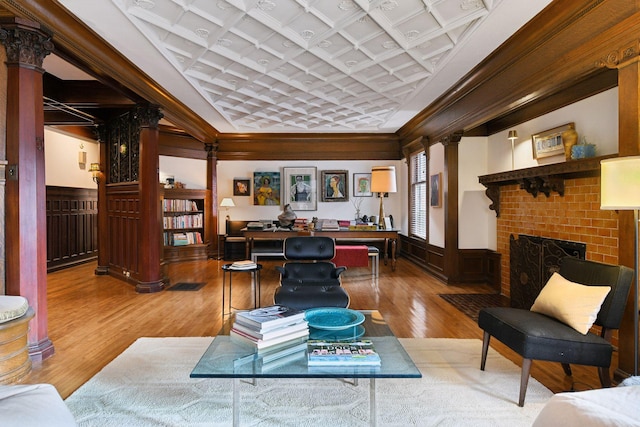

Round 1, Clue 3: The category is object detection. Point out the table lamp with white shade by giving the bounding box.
[600,156,640,376]
[371,166,397,230]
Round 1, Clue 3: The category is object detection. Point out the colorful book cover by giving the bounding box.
[307,340,381,366]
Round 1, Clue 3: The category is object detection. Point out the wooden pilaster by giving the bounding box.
[0,18,54,361]
[94,126,109,275]
[136,106,164,292]
[206,143,219,258]
[442,133,461,283]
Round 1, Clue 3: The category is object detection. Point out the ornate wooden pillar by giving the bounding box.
[0,19,54,361]
[600,43,640,377]
[205,143,219,258]
[442,132,462,283]
[136,106,164,292]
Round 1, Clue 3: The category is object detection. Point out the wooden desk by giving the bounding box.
[243,229,398,271]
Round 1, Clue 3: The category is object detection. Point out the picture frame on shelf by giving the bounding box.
[283,167,317,211]
[253,171,280,206]
[321,170,348,202]
[430,173,442,208]
[353,173,372,197]
[531,123,573,159]
[233,178,250,196]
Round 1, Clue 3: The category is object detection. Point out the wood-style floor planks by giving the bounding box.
[24,258,613,399]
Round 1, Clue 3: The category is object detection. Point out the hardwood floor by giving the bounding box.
[25,257,612,399]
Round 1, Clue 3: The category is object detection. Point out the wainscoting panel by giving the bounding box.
[46,186,98,272]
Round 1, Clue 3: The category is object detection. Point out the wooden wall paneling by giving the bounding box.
[106,184,140,282]
[46,186,98,272]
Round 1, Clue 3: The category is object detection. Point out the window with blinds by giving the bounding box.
[410,151,427,239]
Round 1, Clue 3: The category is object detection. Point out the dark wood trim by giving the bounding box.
[216,133,401,161]
[46,186,98,272]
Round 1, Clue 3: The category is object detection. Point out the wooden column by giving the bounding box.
[136,106,164,293]
[0,19,54,361]
[442,133,461,283]
[94,126,109,275]
[206,143,219,258]
[608,53,640,377]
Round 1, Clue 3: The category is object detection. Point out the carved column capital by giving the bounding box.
[441,131,463,146]
[0,20,53,69]
[135,105,163,128]
[205,142,219,159]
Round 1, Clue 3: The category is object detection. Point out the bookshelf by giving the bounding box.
[162,188,210,262]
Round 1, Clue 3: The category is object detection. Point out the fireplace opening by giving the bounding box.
[509,234,586,309]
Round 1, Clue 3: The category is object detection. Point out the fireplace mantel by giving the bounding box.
[478,154,616,217]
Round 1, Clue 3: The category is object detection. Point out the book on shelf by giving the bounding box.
[230,326,309,350]
[232,318,308,341]
[229,260,257,270]
[307,340,381,366]
[234,305,305,332]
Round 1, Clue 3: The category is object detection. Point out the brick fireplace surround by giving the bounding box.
[497,176,619,298]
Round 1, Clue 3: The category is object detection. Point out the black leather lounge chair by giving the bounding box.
[478,257,634,406]
[274,236,349,310]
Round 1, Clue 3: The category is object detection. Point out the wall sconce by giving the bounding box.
[220,197,235,220]
[89,163,101,184]
[508,130,518,170]
[78,151,87,168]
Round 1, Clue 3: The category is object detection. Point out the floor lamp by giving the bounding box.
[371,166,397,230]
[220,197,235,221]
[601,156,640,376]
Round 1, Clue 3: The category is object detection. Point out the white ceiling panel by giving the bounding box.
[55,0,554,133]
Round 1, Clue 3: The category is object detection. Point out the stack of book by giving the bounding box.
[293,218,308,230]
[307,339,381,366]
[230,305,309,352]
[319,219,340,231]
[228,260,257,270]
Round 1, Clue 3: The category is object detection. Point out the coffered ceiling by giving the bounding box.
[52,0,552,134]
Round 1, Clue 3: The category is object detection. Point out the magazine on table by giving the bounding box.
[307,339,381,366]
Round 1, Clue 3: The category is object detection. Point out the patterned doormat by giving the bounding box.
[167,282,206,291]
[439,293,510,322]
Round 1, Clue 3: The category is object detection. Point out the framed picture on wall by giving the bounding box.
[283,167,317,211]
[430,173,442,208]
[233,178,250,196]
[253,171,280,206]
[321,170,348,202]
[353,173,372,197]
[531,123,572,159]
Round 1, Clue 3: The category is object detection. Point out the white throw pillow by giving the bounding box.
[530,272,611,334]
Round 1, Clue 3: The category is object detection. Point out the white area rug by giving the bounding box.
[65,337,552,426]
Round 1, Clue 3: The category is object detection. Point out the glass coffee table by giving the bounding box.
[191,310,421,426]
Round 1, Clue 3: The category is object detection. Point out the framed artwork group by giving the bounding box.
[231,169,376,210]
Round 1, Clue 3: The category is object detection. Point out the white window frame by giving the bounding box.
[410,150,427,240]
